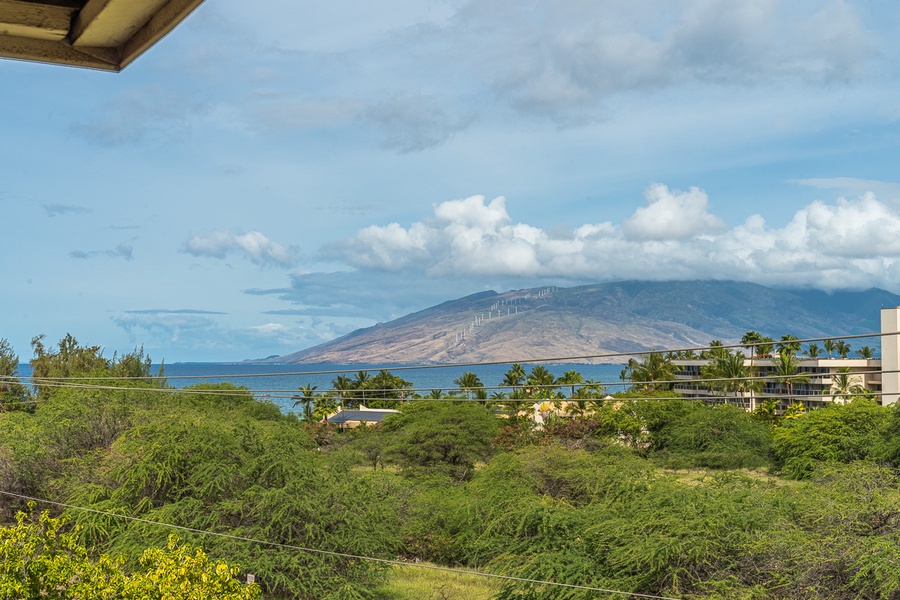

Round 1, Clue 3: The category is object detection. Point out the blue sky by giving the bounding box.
[4,0,900,362]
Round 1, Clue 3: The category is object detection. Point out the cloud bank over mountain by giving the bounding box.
[324,185,900,293]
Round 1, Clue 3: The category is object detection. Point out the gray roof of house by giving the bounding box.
[327,409,397,424]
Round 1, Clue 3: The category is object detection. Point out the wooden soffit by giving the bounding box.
[0,0,205,71]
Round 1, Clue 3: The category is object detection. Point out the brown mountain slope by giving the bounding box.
[272,281,898,364]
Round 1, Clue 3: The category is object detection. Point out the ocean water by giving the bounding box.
[17,361,627,413]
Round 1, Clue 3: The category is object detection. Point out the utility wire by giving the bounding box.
[9,330,890,382]
[3,368,897,405]
[6,366,897,394]
[0,490,680,600]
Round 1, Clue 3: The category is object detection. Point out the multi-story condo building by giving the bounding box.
[671,307,900,410]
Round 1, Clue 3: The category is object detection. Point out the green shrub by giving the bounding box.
[771,400,889,479]
[383,402,499,480]
[663,405,772,469]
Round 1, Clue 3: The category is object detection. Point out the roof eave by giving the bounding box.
[0,0,205,71]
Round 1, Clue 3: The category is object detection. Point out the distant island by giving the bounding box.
[262,280,899,364]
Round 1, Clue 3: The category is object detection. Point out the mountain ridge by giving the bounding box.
[268,281,899,364]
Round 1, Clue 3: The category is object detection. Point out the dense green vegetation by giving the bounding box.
[3,334,900,598]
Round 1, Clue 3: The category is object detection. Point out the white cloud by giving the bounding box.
[327,194,567,277]
[803,194,900,257]
[183,230,296,267]
[348,222,431,270]
[434,195,511,230]
[623,184,727,240]
[326,185,900,291]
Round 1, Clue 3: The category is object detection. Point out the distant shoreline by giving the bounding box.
[15,362,628,414]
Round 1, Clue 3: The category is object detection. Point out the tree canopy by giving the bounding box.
[382,401,499,479]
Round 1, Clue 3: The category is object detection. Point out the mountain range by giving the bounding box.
[270,281,900,364]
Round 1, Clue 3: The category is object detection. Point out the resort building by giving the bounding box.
[671,307,900,410]
[672,357,881,411]
[882,307,900,405]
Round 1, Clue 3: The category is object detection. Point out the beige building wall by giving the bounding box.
[881,307,900,405]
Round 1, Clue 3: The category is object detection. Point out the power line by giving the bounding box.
[4,367,897,405]
[9,330,890,382]
[0,490,680,600]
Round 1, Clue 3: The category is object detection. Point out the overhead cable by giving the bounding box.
[10,330,889,382]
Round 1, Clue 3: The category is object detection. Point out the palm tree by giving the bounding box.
[556,369,584,398]
[704,352,760,405]
[500,363,525,394]
[369,370,412,407]
[702,340,728,360]
[828,367,866,402]
[331,374,355,408]
[313,394,338,421]
[834,340,850,358]
[802,343,822,358]
[565,399,592,418]
[291,384,319,423]
[627,352,676,392]
[571,378,605,399]
[501,364,526,392]
[454,371,484,399]
[353,371,371,406]
[772,350,810,404]
[741,331,764,358]
[836,340,851,358]
[856,345,876,359]
[752,398,780,424]
[426,389,445,399]
[502,387,533,421]
[823,339,836,358]
[741,331,765,403]
[757,336,776,358]
[777,334,801,356]
[526,366,555,398]
[620,358,640,387]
